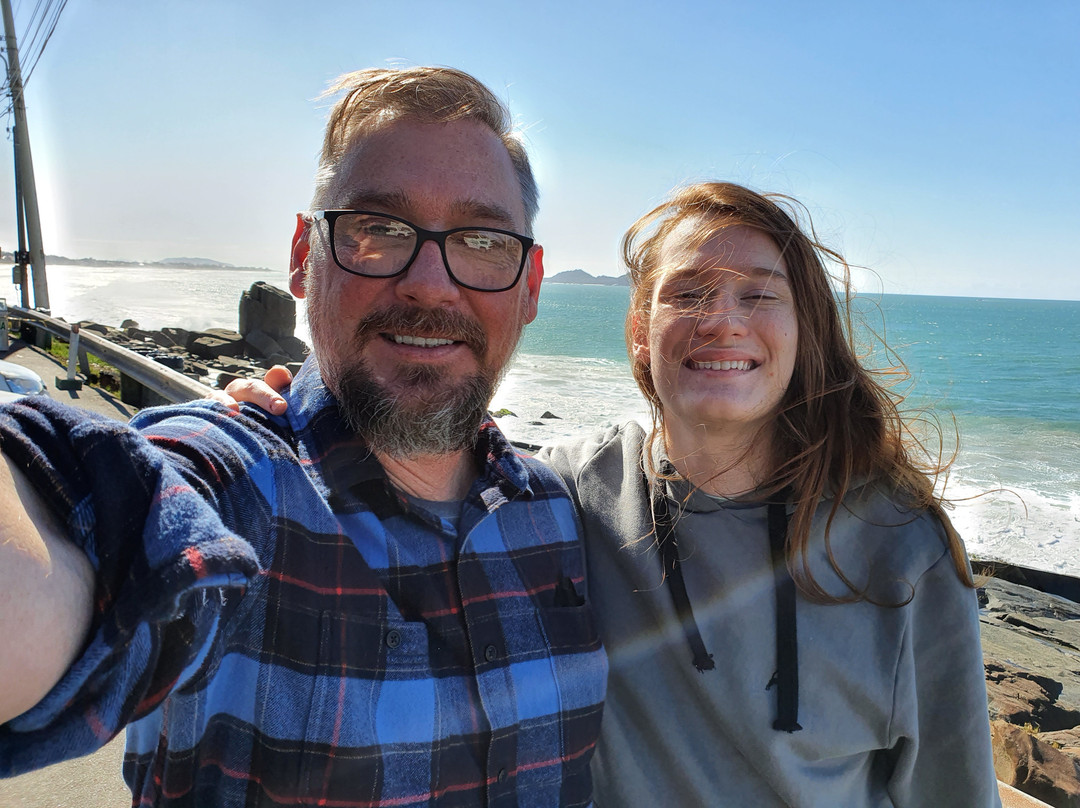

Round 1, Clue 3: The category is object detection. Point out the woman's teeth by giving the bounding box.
[691,359,754,371]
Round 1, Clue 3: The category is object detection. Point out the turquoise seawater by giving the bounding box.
[519,286,1080,432]
[875,295,1080,429]
[4,268,1077,574]
[498,285,1080,575]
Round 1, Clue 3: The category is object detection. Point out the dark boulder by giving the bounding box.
[186,328,248,360]
[239,282,295,341]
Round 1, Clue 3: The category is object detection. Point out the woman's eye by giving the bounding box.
[743,290,778,302]
[669,291,707,308]
[672,286,709,300]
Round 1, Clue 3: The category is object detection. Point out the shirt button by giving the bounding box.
[385,630,401,649]
[497,768,508,783]
[484,644,498,662]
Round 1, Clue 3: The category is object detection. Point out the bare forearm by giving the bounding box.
[0,454,94,724]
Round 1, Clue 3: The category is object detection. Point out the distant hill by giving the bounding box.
[548,269,629,287]
[0,252,270,272]
[157,257,234,267]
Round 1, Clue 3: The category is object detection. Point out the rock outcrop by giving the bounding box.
[986,659,1080,730]
[1042,729,1080,760]
[239,282,307,367]
[981,577,1080,806]
[239,281,295,341]
[992,721,1080,807]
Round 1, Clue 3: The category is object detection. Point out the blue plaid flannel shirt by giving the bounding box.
[0,358,607,807]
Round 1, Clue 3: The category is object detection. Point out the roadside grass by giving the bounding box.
[42,334,123,395]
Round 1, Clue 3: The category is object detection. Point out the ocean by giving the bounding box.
[4,266,1078,576]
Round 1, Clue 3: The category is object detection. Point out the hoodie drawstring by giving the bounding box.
[649,471,802,732]
[767,498,802,732]
[654,484,716,672]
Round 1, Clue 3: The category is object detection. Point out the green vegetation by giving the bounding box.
[45,336,122,395]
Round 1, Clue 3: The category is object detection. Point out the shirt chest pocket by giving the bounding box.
[215,594,438,803]
[304,609,434,741]
[298,610,438,796]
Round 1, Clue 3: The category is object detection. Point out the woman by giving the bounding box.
[227,182,999,806]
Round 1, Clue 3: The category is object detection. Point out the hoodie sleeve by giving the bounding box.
[885,544,1001,807]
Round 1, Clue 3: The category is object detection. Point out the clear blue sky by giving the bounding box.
[2,0,1077,300]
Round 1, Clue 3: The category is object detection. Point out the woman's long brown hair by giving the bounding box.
[623,182,972,604]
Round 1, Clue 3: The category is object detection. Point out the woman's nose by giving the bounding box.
[694,293,750,338]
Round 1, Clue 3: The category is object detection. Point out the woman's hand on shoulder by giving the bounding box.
[205,365,293,415]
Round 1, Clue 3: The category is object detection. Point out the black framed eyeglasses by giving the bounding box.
[306,210,535,293]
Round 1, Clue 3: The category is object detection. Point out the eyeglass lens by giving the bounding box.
[332,213,524,290]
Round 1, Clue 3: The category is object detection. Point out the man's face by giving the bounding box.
[291,118,543,456]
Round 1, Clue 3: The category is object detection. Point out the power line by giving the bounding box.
[22,0,49,48]
[21,0,66,86]
[14,0,46,78]
[0,0,64,125]
[1,0,65,97]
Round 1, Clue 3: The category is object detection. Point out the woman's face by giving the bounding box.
[634,221,798,445]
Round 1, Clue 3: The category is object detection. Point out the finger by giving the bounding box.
[223,378,288,416]
[205,389,241,412]
[263,365,294,394]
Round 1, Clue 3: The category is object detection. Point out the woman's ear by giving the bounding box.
[630,312,650,367]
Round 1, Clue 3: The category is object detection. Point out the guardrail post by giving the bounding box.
[56,324,84,390]
[27,317,50,349]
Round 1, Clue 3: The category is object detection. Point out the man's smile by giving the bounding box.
[388,334,458,348]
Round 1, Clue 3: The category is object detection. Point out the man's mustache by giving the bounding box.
[352,305,488,357]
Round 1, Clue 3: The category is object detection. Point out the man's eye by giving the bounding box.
[364,222,412,238]
[462,233,496,251]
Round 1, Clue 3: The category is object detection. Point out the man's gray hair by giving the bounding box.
[312,66,538,233]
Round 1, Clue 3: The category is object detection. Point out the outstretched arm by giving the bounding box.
[0,453,94,724]
[1,398,261,773]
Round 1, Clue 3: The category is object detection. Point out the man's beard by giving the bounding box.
[337,357,495,458]
[310,299,516,458]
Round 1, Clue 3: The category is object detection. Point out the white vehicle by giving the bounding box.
[0,358,48,403]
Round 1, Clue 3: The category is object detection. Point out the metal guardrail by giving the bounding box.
[9,305,211,403]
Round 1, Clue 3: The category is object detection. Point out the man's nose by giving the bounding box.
[394,239,460,306]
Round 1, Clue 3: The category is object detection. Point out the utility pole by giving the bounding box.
[12,109,29,307]
[1,0,49,311]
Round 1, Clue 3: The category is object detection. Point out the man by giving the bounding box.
[0,67,606,807]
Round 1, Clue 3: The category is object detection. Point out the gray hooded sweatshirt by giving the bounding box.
[539,422,999,808]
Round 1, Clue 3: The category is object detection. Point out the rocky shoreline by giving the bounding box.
[979,576,1080,806]
[64,281,309,405]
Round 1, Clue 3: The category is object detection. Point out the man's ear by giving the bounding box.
[289,213,311,299]
[522,245,544,324]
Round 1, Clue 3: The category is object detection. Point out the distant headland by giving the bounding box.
[0,252,271,272]
[547,269,629,287]
[1,253,623,281]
